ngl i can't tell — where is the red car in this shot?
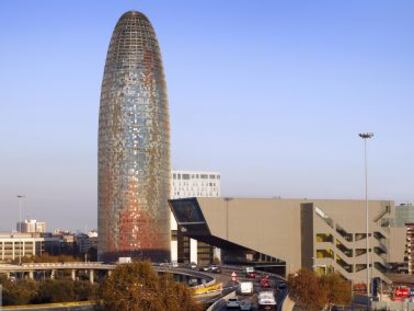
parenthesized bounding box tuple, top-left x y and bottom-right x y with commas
(260, 275, 271, 288)
(246, 271, 256, 279)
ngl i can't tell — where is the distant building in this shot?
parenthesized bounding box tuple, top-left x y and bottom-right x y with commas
(76, 230, 98, 255)
(0, 232, 44, 262)
(394, 203, 414, 226)
(171, 170, 221, 265)
(390, 204, 414, 274)
(17, 219, 46, 233)
(172, 171, 221, 198)
(43, 230, 76, 256)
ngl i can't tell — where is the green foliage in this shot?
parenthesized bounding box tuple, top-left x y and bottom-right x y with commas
(0, 278, 96, 306)
(35, 279, 75, 303)
(1, 279, 37, 305)
(98, 261, 201, 311)
(74, 280, 97, 301)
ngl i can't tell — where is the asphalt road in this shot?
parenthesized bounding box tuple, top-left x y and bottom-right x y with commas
(212, 273, 288, 311)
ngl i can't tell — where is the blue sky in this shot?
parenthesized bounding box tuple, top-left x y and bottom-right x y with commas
(0, 1, 413, 231)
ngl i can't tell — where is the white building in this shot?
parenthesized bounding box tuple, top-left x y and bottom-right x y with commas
(0, 232, 44, 262)
(17, 219, 47, 234)
(172, 171, 221, 198)
(170, 170, 221, 264)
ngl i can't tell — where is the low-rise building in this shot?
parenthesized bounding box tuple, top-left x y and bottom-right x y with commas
(0, 232, 44, 262)
(170, 197, 405, 285)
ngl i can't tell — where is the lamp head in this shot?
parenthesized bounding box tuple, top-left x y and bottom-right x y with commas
(359, 132, 374, 139)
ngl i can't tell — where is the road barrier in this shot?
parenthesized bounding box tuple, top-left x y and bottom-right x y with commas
(0, 300, 94, 310)
(193, 282, 223, 295)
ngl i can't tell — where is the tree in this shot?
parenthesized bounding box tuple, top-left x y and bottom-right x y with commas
(35, 279, 75, 303)
(98, 261, 201, 311)
(321, 273, 352, 309)
(1, 279, 37, 305)
(288, 268, 328, 311)
(158, 274, 201, 311)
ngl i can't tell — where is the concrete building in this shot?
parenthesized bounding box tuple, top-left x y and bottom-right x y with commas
(98, 11, 171, 262)
(171, 171, 221, 265)
(170, 197, 405, 285)
(388, 204, 414, 274)
(0, 232, 44, 262)
(16, 219, 46, 233)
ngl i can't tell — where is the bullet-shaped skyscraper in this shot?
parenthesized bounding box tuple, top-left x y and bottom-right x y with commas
(98, 11, 170, 262)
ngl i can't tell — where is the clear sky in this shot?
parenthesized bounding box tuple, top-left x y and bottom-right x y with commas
(0, 0, 413, 231)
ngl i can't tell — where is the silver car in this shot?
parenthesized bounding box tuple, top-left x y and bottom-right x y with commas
(226, 298, 240, 309)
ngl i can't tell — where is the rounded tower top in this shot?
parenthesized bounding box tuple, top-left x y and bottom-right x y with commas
(119, 10, 150, 22)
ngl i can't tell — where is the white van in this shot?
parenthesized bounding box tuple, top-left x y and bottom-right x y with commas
(258, 291, 276, 310)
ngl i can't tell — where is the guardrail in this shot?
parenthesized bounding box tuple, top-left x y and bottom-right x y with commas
(206, 287, 237, 311)
(0, 300, 94, 310)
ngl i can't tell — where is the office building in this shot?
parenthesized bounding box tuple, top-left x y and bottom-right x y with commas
(98, 11, 171, 262)
(17, 219, 46, 233)
(76, 230, 99, 255)
(170, 171, 221, 265)
(0, 232, 44, 262)
(170, 197, 405, 285)
(172, 171, 221, 198)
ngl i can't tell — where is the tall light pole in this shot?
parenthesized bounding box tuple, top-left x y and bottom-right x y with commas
(16, 195, 25, 265)
(359, 132, 374, 309)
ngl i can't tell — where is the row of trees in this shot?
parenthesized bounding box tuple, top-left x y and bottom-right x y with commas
(288, 269, 352, 311)
(97, 261, 202, 311)
(0, 261, 201, 311)
(0, 276, 96, 305)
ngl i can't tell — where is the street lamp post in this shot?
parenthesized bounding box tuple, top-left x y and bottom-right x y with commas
(16, 195, 25, 265)
(358, 132, 374, 310)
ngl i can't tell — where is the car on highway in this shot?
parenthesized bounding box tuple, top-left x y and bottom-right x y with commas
(209, 265, 222, 273)
(240, 299, 253, 310)
(239, 281, 254, 295)
(199, 265, 210, 272)
(258, 290, 276, 310)
(226, 297, 241, 309)
(260, 275, 271, 288)
(244, 266, 256, 278)
(277, 282, 287, 290)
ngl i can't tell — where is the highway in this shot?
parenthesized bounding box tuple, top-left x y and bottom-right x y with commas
(209, 267, 288, 311)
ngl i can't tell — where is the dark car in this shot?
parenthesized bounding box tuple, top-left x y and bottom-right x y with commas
(277, 282, 287, 290)
(199, 266, 210, 272)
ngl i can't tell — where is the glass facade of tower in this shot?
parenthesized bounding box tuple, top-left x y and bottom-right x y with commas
(98, 11, 170, 262)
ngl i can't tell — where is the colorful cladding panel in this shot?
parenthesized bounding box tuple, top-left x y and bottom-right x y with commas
(98, 11, 170, 261)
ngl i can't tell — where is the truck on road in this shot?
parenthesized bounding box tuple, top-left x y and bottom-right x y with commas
(239, 281, 254, 295)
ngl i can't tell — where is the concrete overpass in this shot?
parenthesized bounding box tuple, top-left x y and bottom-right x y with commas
(0, 262, 214, 286)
